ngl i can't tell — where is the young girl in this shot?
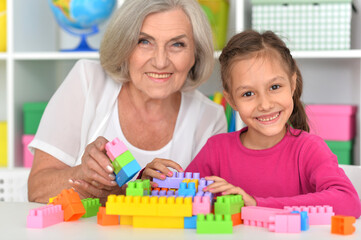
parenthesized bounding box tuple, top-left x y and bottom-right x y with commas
(184, 30, 361, 217)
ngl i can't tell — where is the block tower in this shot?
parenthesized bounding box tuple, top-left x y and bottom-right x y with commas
(105, 138, 141, 187)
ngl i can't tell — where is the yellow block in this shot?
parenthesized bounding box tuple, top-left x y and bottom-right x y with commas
(0, 0, 6, 52)
(119, 215, 133, 225)
(0, 122, 7, 167)
(106, 195, 192, 217)
(133, 216, 184, 229)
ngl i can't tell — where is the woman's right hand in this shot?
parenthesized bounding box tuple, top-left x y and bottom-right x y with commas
(141, 158, 184, 187)
(71, 136, 118, 192)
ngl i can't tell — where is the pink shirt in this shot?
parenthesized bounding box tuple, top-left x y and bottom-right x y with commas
(186, 127, 361, 218)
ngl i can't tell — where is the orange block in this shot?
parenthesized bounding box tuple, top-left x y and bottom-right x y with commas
(97, 207, 119, 226)
(231, 212, 242, 226)
(331, 215, 356, 235)
(53, 189, 85, 221)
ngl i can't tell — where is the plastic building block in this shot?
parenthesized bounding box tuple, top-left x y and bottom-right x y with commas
(120, 215, 133, 225)
(126, 179, 151, 196)
(291, 210, 309, 231)
(27, 204, 64, 228)
(178, 182, 196, 197)
(268, 213, 301, 233)
(106, 195, 192, 217)
(182, 178, 199, 191)
(115, 159, 141, 187)
(53, 188, 86, 221)
(284, 205, 334, 225)
(97, 207, 119, 226)
(153, 172, 200, 189)
(112, 150, 135, 175)
(197, 214, 233, 234)
(331, 215, 356, 235)
(81, 198, 101, 218)
(184, 216, 197, 229)
(151, 189, 177, 197)
(105, 137, 128, 161)
(48, 196, 57, 204)
(198, 178, 214, 191)
(231, 212, 242, 226)
(192, 196, 211, 215)
(241, 206, 289, 228)
(133, 216, 184, 228)
(214, 195, 244, 215)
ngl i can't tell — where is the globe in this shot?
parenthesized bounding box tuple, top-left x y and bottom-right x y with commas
(49, 0, 116, 51)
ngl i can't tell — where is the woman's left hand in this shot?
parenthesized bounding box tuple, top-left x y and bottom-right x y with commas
(203, 176, 257, 206)
(69, 179, 127, 205)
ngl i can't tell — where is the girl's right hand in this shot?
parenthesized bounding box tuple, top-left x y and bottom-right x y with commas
(72, 136, 118, 191)
(141, 158, 184, 187)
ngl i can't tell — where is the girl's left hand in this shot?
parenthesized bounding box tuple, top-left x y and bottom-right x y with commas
(203, 176, 257, 206)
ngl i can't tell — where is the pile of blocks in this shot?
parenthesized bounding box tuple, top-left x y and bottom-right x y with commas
(26, 138, 356, 235)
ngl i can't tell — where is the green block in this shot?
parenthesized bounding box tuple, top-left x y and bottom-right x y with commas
(126, 179, 151, 196)
(81, 198, 101, 218)
(197, 214, 233, 234)
(23, 102, 48, 134)
(325, 140, 353, 165)
(214, 195, 244, 215)
(112, 150, 135, 175)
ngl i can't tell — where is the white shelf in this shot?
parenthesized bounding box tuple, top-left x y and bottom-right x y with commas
(13, 52, 99, 60)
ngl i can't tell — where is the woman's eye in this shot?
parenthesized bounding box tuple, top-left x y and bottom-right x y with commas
(172, 42, 185, 47)
(243, 91, 254, 97)
(138, 39, 150, 45)
(270, 84, 280, 90)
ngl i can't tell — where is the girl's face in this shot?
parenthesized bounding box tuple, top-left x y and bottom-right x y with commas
(128, 8, 195, 100)
(225, 55, 296, 148)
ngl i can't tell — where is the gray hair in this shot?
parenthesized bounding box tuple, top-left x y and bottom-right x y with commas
(99, 0, 214, 91)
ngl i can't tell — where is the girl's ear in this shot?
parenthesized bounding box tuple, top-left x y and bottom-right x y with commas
(291, 72, 297, 95)
(223, 90, 237, 110)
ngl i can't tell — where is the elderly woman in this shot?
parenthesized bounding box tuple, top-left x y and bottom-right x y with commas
(27, 0, 227, 204)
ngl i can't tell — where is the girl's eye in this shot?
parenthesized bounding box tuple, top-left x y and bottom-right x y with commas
(172, 42, 185, 47)
(270, 84, 280, 90)
(242, 91, 254, 97)
(138, 39, 150, 45)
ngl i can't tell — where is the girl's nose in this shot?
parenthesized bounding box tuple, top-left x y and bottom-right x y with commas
(257, 94, 274, 111)
(152, 47, 169, 69)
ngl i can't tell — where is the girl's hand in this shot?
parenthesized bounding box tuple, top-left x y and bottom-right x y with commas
(69, 179, 127, 205)
(73, 136, 118, 190)
(141, 158, 184, 188)
(203, 176, 257, 206)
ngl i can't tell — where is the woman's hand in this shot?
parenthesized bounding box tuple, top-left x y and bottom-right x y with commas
(69, 179, 127, 205)
(203, 176, 257, 206)
(141, 158, 184, 187)
(70, 137, 118, 194)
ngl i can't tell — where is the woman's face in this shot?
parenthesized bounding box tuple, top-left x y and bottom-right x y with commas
(128, 9, 195, 99)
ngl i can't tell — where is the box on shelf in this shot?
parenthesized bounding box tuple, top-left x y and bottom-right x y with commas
(22, 135, 34, 168)
(305, 105, 357, 141)
(251, 0, 353, 50)
(0, 0, 6, 52)
(23, 102, 47, 135)
(198, 0, 229, 50)
(0, 122, 6, 167)
(325, 140, 353, 165)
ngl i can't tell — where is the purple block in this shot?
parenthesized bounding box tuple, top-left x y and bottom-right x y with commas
(198, 178, 214, 191)
(153, 171, 200, 189)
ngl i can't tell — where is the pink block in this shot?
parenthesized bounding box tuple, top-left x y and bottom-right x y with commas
(269, 213, 301, 233)
(105, 138, 128, 161)
(306, 105, 357, 141)
(22, 135, 34, 168)
(284, 205, 334, 225)
(241, 206, 290, 228)
(27, 204, 64, 228)
(192, 196, 211, 215)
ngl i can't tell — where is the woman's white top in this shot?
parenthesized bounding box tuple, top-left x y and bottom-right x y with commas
(29, 59, 227, 169)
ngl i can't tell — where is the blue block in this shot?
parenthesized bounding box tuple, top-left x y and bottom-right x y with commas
(178, 182, 196, 197)
(115, 160, 141, 187)
(184, 216, 197, 229)
(291, 210, 309, 231)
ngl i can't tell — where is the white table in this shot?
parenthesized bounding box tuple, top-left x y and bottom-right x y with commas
(0, 202, 360, 240)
